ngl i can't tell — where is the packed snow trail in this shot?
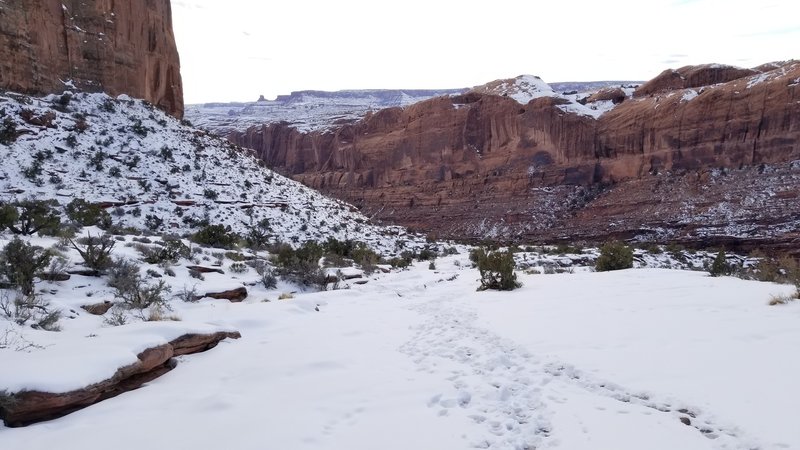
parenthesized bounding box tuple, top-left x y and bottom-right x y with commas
(389, 261, 767, 449)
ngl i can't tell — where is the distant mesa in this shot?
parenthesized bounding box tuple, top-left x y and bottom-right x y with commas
(257, 95, 268, 102)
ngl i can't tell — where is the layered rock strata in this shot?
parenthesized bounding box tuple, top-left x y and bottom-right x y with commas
(229, 62, 800, 250)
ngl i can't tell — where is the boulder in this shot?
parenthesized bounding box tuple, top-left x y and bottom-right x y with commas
(204, 287, 248, 302)
(187, 265, 225, 275)
(81, 301, 114, 316)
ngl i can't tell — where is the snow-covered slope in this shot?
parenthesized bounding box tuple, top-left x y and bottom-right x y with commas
(0, 90, 424, 254)
(185, 88, 466, 135)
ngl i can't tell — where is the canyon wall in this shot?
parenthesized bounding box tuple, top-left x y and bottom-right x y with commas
(0, 0, 183, 118)
(230, 62, 800, 248)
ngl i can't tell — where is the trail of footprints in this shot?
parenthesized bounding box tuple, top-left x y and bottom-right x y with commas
(399, 295, 763, 450)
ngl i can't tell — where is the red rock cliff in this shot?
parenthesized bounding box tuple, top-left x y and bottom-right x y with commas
(230, 63, 800, 248)
(0, 0, 183, 118)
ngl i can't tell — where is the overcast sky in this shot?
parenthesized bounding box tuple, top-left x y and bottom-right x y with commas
(172, 0, 799, 104)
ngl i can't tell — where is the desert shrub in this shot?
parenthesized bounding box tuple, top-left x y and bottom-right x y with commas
(429, 261, 436, 270)
(0, 291, 61, 331)
(107, 258, 141, 289)
(252, 260, 278, 289)
(638, 242, 662, 254)
(443, 247, 459, 256)
(188, 269, 204, 280)
(203, 189, 219, 200)
(103, 306, 128, 326)
(417, 247, 438, 261)
(70, 234, 116, 273)
(144, 214, 163, 231)
(65, 199, 112, 229)
(108, 258, 171, 314)
(191, 224, 239, 249)
(768, 293, 796, 306)
(595, 241, 634, 272)
(0, 237, 52, 295)
(246, 218, 273, 250)
(139, 239, 189, 264)
(471, 248, 521, 291)
(229, 262, 248, 274)
(388, 255, 412, 269)
(271, 242, 327, 289)
(0, 117, 19, 145)
(175, 284, 200, 303)
(0, 200, 61, 236)
(708, 250, 731, 277)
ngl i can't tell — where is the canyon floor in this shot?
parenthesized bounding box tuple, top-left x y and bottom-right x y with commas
(2, 250, 797, 450)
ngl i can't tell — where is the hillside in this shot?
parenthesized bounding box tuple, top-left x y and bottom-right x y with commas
(0, 90, 424, 254)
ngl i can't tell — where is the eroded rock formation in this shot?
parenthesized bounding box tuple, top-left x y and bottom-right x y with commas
(0, 331, 240, 427)
(229, 63, 800, 249)
(0, 0, 183, 117)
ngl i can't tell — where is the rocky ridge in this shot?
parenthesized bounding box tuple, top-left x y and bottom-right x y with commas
(228, 62, 800, 252)
(0, 0, 183, 118)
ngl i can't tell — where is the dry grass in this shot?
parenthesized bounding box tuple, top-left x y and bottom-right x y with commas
(768, 293, 797, 306)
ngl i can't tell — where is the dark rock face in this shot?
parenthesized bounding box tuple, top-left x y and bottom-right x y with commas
(0, 0, 183, 118)
(229, 62, 800, 250)
(204, 287, 248, 302)
(0, 331, 240, 427)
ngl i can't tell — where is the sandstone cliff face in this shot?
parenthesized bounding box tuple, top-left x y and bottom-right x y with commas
(0, 0, 183, 118)
(229, 63, 800, 248)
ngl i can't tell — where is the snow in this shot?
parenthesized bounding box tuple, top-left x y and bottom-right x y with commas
(2, 250, 798, 449)
(747, 72, 771, 88)
(0, 321, 235, 393)
(185, 89, 465, 135)
(681, 89, 699, 102)
(471, 75, 634, 119)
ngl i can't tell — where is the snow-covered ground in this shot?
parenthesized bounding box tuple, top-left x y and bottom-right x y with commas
(2, 249, 797, 450)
